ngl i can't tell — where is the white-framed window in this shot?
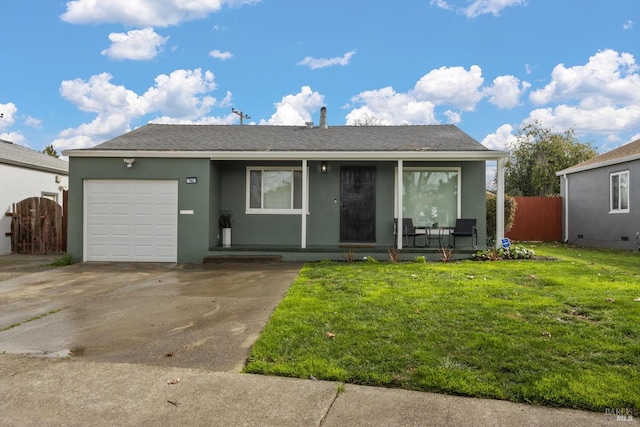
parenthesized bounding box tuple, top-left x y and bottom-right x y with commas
(610, 170, 629, 213)
(41, 192, 58, 203)
(246, 167, 307, 214)
(395, 167, 461, 227)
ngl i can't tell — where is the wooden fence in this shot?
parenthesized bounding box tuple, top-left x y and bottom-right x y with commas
(10, 195, 67, 254)
(505, 196, 562, 242)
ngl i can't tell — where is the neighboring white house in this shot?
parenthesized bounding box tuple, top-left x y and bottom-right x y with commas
(0, 139, 69, 255)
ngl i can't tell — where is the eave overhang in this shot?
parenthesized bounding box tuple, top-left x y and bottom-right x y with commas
(64, 149, 509, 162)
(0, 158, 69, 175)
(555, 152, 640, 176)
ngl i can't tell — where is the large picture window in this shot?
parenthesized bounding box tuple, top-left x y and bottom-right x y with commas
(398, 168, 460, 227)
(247, 167, 304, 214)
(610, 171, 629, 213)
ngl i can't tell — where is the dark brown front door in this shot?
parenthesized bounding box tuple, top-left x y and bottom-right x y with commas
(340, 166, 376, 243)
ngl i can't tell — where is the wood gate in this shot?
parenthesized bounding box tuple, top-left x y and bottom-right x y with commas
(10, 196, 66, 254)
(505, 196, 562, 242)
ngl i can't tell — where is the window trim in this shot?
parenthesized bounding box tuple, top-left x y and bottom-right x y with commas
(245, 166, 308, 215)
(394, 166, 462, 223)
(41, 192, 58, 203)
(609, 170, 630, 214)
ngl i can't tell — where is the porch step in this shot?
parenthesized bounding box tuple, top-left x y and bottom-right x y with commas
(203, 255, 282, 264)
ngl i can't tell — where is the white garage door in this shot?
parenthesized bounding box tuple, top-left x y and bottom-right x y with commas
(84, 180, 178, 262)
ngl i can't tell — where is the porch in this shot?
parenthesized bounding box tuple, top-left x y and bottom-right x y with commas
(205, 244, 479, 263)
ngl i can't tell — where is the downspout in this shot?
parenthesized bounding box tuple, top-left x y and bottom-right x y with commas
(397, 160, 403, 250)
(301, 159, 308, 249)
(562, 174, 569, 242)
(496, 158, 506, 247)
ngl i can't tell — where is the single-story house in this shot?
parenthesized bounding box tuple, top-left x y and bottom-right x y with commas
(64, 111, 509, 263)
(556, 137, 640, 250)
(0, 139, 69, 255)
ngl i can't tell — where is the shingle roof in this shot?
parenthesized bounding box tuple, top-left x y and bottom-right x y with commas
(557, 138, 640, 175)
(0, 139, 69, 174)
(84, 124, 491, 153)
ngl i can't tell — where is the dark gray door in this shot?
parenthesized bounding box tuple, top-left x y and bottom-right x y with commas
(340, 167, 376, 243)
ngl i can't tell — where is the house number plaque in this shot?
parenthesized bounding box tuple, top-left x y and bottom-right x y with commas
(186, 177, 197, 184)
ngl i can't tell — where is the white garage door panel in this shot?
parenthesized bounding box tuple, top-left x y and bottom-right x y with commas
(85, 180, 178, 262)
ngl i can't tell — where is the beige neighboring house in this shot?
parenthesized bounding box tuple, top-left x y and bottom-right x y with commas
(0, 139, 69, 255)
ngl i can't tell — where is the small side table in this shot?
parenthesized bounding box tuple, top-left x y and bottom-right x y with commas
(426, 226, 452, 248)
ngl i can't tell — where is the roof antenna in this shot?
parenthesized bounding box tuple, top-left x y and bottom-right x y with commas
(231, 108, 250, 125)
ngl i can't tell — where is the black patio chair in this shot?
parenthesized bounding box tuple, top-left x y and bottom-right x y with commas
(394, 218, 426, 247)
(449, 218, 478, 249)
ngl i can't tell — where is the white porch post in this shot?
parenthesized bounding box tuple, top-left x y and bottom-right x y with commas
(496, 158, 506, 247)
(397, 160, 403, 250)
(301, 159, 308, 249)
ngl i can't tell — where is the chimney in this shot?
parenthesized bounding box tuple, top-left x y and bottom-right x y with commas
(319, 106, 328, 129)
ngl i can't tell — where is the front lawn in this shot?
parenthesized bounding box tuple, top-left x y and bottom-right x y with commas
(244, 244, 640, 413)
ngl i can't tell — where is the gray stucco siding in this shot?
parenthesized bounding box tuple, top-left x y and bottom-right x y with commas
(68, 157, 212, 263)
(561, 160, 639, 250)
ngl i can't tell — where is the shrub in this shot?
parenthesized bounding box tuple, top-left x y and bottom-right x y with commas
(50, 253, 75, 266)
(473, 245, 535, 260)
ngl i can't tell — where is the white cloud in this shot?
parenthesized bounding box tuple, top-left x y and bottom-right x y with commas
(261, 86, 325, 125)
(297, 50, 356, 70)
(463, 0, 526, 18)
(484, 75, 530, 109)
(346, 87, 438, 125)
(344, 65, 524, 125)
(481, 124, 515, 150)
(209, 50, 234, 61)
(24, 117, 43, 129)
(430, 0, 454, 11)
(412, 65, 484, 111)
(0, 103, 17, 130)
(101, 28, 168, 60)
(0, 131, 27, 146)
(430, 0, 526, 18)
(0, 104, 32, 147)
(444, 110, 462, 124)
(623, 20, 634, 30)
(530, 49, 640, 105)
(55, 68, 221, 151)
(59, 73, 148, 116)
(143, 69, 217, 118)
(524, 49, 640, 137)
(527, 104, 640, 134)
(61, 0, 260, 27)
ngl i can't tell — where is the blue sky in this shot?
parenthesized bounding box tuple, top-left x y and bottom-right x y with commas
(1, 0, 639, 164)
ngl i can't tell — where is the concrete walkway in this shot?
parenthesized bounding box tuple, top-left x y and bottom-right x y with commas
(1, 354, 630, 427)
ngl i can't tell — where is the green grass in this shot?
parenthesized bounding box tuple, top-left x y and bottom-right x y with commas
(49, 253, 75, 267)
(244, 243, 640, 412)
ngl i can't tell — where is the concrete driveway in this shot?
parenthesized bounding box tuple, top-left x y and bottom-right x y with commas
(0, 258, 302, 372)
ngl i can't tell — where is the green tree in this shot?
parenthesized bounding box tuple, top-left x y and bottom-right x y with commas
(504, 122, 597, 196)
(42, 144, 59, 158)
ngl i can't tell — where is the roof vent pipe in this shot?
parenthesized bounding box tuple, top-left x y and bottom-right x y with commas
(319, 106, 328, 129)
(305, 121, 314, 129)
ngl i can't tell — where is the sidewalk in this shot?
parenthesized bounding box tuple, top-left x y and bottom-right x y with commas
(1, 354, 631, 427)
